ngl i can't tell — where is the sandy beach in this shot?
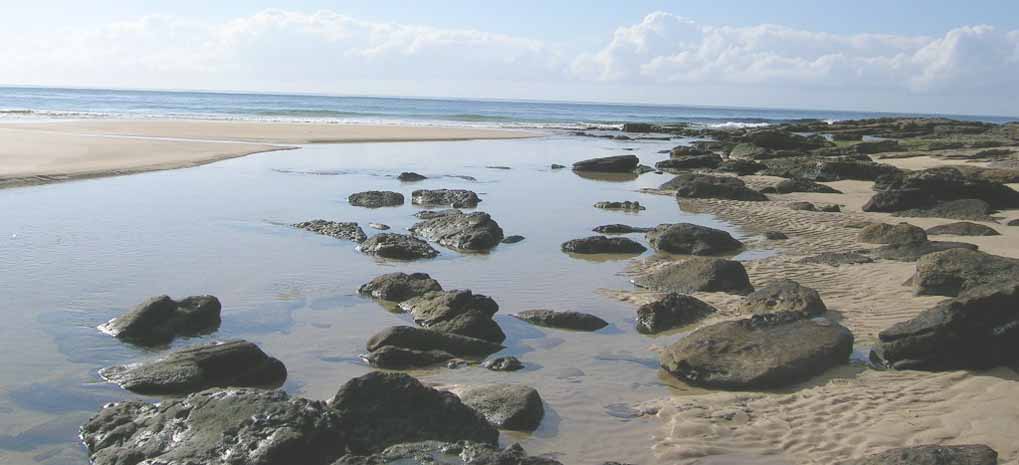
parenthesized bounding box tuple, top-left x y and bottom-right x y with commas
(0, 120, 535, 188)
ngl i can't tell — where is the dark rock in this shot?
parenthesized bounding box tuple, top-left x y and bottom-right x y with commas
(660, 313, 853, 389)
(925, 222, 1000, 236)
(635, 293, 717, 334)
(871, 167, 1019, 210)
(98, 295, 221, 346)
(414, 209, 463, 219)
(634, 164, 655, 174)
(295, 220, 368, 242)
(645, 223, 743, 255)
(410, 211, 504, 251)
(762, 156, 900, 181)
(818, 204, 841, 212)
(366, 326, 503, 358)
(333, 441, 562, 465)
(98, 340, 287, 395)
(717, 159, 766, 175)
(787, 201, 816, 211)
(862, 188, 934, 212)
(851, 139, 902, 154)
(513, 309, 609, 331)
(593, 201, 645, 211)
(501, 235, 526, 244)
(661, 173, 768, 201)
(870, 241, 977, 262)
(349, 191, 405, 208)
(739, 279, 827, 318)
(1008, 219, 1019, 226)
(362, 346, 455, 369)
(858, 222, 927, 244)
(411, 189, 481, 208)
(797, 252, 874, 266)
(764, 231, 788, 240)
(892, 198, 995, 221)
(453, 384, 544, 431)
(550, 164, 565, 169)
(670, 145, 713, 157)
(911, 249, 1019, 297)
(728, 143, 771, 160)
(764, 178, 842, 194)
(486, 166, 511, 170)
(632, 258, 754, 295)
(593, 224, 653, 234)
(655, 154, 722, 172)
(572, 155, 640, 173)
(358, 233, 439, 260)
(622, 123, 659, 133)
(398, 172, 427, 182)
(358, 272, 443, 302)
(482, 356, 523, 372)
(368, 223, 390, 231)
(400, 290, 505, 343)
(743, 130, 830, 151)
(561, 236, 647, 254)
(836, 444, 998, 465)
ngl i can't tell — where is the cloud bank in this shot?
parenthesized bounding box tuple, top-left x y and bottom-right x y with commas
(1, 10, 1017, 114)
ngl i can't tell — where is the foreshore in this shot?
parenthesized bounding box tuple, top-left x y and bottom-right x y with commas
(0, 120, 537, 189)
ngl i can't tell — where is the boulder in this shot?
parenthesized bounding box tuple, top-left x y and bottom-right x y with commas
(594, 200, 645, 211)
(728, 143, 771, 160)
(334, 441, 563, 465)
(411, 189, 481, 208)
(358, 272, 443, 302)
(670, 145, 713, 157)
(349, 191, 405, 208)
(857, 222, 927, 244)
(366, 326, 503, 358)
(655, 154, 722, 172)
(482, 356, 524, 372)
(561, 236, 647, 254)
(98, 295, 221, 346)
(512, 309, 609, 331)
(762, 156, 900, 181)
(414, 209, 463, 219)
(452, 384, 544, 431)
(660, 173, 768, 201)
(593, 224, 653, 234)
(925, 222, 1000, 236)
(862, 189, 933, 212)
(635, 293, 717, 334)
(645, 223, 743, 255)
(358, 233, 439, 260)
(550, 164, 566, 169)
(400, 290, 505, 343)
(739, 279, 827, 318)
(892, 198, 995, 221)
(870, 241, 977, 262)
(763, 178, 842, 194)
(660, 313, 854, 389)
(398, 172, 427, 182)
(369, 223, 390, 231)
(362, 346, 456, 369)
(410, 211, 504, 251)
(871, 167, 1019, 210)
(716, 159, 766, 175)
(911, 249, 1019, 297)
(744, 130, 830, 151)
(798, 252, 874, 266)
(98, 340, 287, 395)
(294, 220, 368, 242)
(572, 155, 640, 173)
(632, 258, 754, 295)
(836, 444, 998, 465)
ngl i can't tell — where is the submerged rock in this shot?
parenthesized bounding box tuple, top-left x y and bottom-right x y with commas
(501, 235, 526, 244)
(836, 444, 998, 465)
(348, 191, 405, 208)
(633, 258, 754, 295)
(513, 309, 609, 331)
(561, 236, 647, 254)
(411, 189, 481, 208)
(925, 221, 1000, 236)
(358, 272, 443, 302)
(739, 279, 827, 318)
(401, 290, 505, 343)
(366, 326, 503, 358)
(410, 211, 504, 251)
(482, 356, 524, 372)
(857, 222, 927, 245)
(98, 295, 221, 346)
(635, 293, 717, 334)
(911, 249, 1019, 297)
(572, 155, 640, 173)
(645, 223, 743, 255)
(98, 340, 287, 395)
(361, 346, 455, 369)
(368, 223, 391, 231)
(593, 224, 653, 234)
(398, 172, 427, 182)
(294, 220, 368, 242)
(661, 173, 768, 201)
(593, 200, 645, 211)
(358, 233, 440, 260)
(452, 384, 544, 431)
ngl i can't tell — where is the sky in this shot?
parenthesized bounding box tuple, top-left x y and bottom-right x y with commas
(1, 0, 1018, 116)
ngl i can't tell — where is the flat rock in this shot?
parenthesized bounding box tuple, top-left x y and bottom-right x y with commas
(400, 290, 505, 343)
(836, 444, 997, 465)
(787, 201, 816, 211)
(797, 252, 874, 266)
(911, 249, 1019, 297)
(572, 155, 640, 173)
(871, 166, 1019, 210)
(513, 309, 609, 331)
(870, 241, 977, 262)
(410, 211, 504, 251)
(857, 222, 927, 244)
(762, 156, 900, 181)
(661, 173, 768, 201)
(762, 177, 842, 194)
(98, 295, 221, 346)
(892, 198, 995, 221)
(645, 223, 743, 255)
(333, 441, 562, 465)
(411, 189, 481, 208)
(635, 293, 717, 334)
(925, 221, 1000, 236)
(358, 233, 440, 260)
(358, 272, 443, 302)
(501, 235, 526, 244)
(660, 313, 854, 389)
(361, 346, 455, 369)
(295, 220, 368, 242)
(349, 191, 405, 208)
(739, 279, 827, 318)
(716, 159, 766, 175)
(482, 356, 524, 371)
(98, 340, 287, 395)
(593, 224, 653, 234)
(452, 384, 544, 431)
(594, 201, 645, 211)
(655, 154, 722, 173)
(633, 258, 754, 295)
(366, 325, 503, 358)
(398, 172, 428, 182)
(368, 223, 390, 230)
(561, 236, 647, 254)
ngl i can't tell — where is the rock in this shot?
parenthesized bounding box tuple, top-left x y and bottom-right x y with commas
(501, 235, 526, 244)
(870, 241, 977, 262)
(366, 326, 503, 358)
(862, 188, 934, 212)
(414, 209, 463, 219)
(358, 233, 439, 260)
(764, 231, 788, 240)
(550, 164, 566, 169)
(655, 154, 722, 172)
(349, 191, 405, 208)
(660, 173, 768, 201)
(911, 249, 1019, 297)
(411, 189, 481, 208)
(561, 236, 647, 254)
(762, 156, 900, 181)
(765, 178, 842, 194)
(398, 172, 427, 182)
(368, 223, 391, 231)
(836, 444, 998, 465)
(744, 130, 830, 151)
(330, 372, 499, 453)
(871, 167, 1019, 210)
(788, 201, 816, 211)
(513, 309, 609, 331)
(858, 222, 928, 244)
(622, 123, 659, 132)
(453, 385, 544, 431)
(294, 220, 368, 242)
(482, 356, 523, 371)
(410, 211, 504, 251)
(634, 164, 655, 174)
(797, 252, 874, 266)
(739, 279, 827, 318)
(925, 222, 1000, 236)
(892, 198, 995, 221)
(593, 224, 653, 234)
(361, 346, 455, 369)
(98, 295, 221, 346)
(82, 388, 347, 465)
(729, 143, 771, 160)
(670, 145, 713, 157)
(632, 258, 754, 295)
(1008, 219, 1019, 226)
(593, 201, 645, 211)
(486, 166, 511, 170)
(660, 313, 853, 389)
(400, 290, 505, 343)
(818, 204, 841, 212)
(334, 441, 563, 465)
(645, 223, 743, 255)
(635, 293, 717, 334)
(717, 159, 766, 175)
(358, 272, 443, 302)
(872, 283, 1019, 370)
(572, 155, 640, 173)
(850, 139, 903, 154)
(98, 340, 287, 395)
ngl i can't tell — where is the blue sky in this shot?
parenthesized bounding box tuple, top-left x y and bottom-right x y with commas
(2, 1, 1018, 115)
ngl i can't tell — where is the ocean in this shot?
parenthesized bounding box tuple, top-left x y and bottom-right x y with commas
(1, 86, 1015, 129)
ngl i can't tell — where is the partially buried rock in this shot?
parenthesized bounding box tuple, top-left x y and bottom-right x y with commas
(787, 201, 817, 211)
(594, 201, 645, 211)
(400, 290, 505, 343)
(645, 223, 743, 255)
(411, 189, 481, 208)
(349, 191, 405, 208)
(660, 313, 854, 389)
(334, 441, 562, 465)
(358, 233, 440, 260)
(893, 198, 995, 222)
(911, 248, 1019, 297)
(870, 240, 977, 262)
(358, 272, 443, 302)
(99, 295, 221, 346)
(661, 173, 768, 201)
(925, 221, 1000, 236)
(593, 224, 653, 234)
(513, 309, 609, 331)
(655, 154, 722, 173)
(572, 155, 639, 173)
(797, 252, 874, 266)
(635, 293, 717, 334)
(98, 340, 287, 395)
(410, 211, 504, 251)
(633, 258, 754, 295)
(398, 171, 427, 182)
(739, 279, 827, 318)
(764, 231, 788, 240)
(482, 356, 523, 371)
(762, 177, 842, 194)
(836, 444, 998, 465)
(501, 235, 526, 244)
(452, 384, 544, 431)
(366, 326, 503, 358)
(858, 222, 927, 244)
(561, 236, 647, 254)
(294, 220, 368, 242)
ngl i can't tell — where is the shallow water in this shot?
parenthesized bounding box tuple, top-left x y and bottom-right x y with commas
(0, 133, 758, 464)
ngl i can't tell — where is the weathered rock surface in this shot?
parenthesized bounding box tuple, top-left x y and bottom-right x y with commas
(787, 201, 817, 211)
(501, 235, 526, 244)
(762, 156, 900, 181)
(892, 198, 995, 221)
(513, 309, 609, 331)
(398, 172, 427, 182)
(333, 441, 563, 465)
(358, 272, 443, 302)
(561, 236, 647, 254)
(99, 295, 222, 346)
(414, 209, 463, 219)
(358, 233, 440, 260)
(295, 220, 368, 242)
(661, 173, 768, 201)
(453, 384, 544, 431)
(633, 258, 753, 295)
(870, 167, 1019, 211)
(857, 222, 927, 245)
(411, 189, 481, 208)
(911, 249, 1019, 297)
(660, 313, 854, 389)
(764, 231, 789, 240)
(482, 356, 524, 372)
(368, 223, 390, 231)
(739, 279, 827, 318)
(572, 155, 640, 173)
(349, 191, 405, 208)
(655, 154, 722, 172)
(366, 326, 503, 358)
(717, 159, 766, 175)
(410, 211, 504, 251)
(400, 290, 505, 343)
(836, 444, 998, 465)
(98, 340, 287, 395)
(645, 223, 743, 255)
(742, 130, 831, 151)
(762, 177, 842, 194)
(593, 200, 645, 211)
(870, 241, 977, 262)
(925, 222, 1000, 236)
(593, 224, 653, 234)
(635, 293, 717, 334)
(362, 346, 456, 369)
(797, 252, 874, 266)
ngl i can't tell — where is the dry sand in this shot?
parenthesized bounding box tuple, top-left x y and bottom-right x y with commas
(0, 120, 535, 188)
